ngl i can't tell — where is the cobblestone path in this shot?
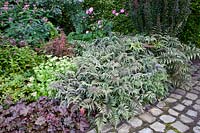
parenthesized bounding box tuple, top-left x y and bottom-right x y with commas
(88, 62, 200, 133)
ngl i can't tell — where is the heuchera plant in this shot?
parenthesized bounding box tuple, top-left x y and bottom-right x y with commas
(0, 97, 89, 132)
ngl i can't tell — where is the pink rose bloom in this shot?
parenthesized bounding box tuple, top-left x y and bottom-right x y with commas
(97, 20, 102, 25)
(115, 13, 119, 16)
(86, 9, 89, 14)
(120, 9, 125, 13)
(88, 7, 93, 13)
(112, 10, 116, 15)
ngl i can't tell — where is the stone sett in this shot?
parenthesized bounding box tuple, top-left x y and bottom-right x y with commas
(139, 113, 156, 123)
(168, 109, 179, 117)
(170, 94, 182, 100)
(150, 122, 166, 132)
(165, 98, 177, 103)
(182, 99, 193, 106)
(175, 89, 186, 95)
(186, 109, 198, 117)
(193, 126, 200, 133)
(196, 99, 200, 105)
(156, 101, 166, 109)
(167, 130, 176, 133)
(149, 107, 163, 116)
(118, 124, 131, 133)
(171, 121, 189, 132)
(173, 104, 185, 111)
(179, 114, 194, 124)
(128, 117, 143, 128)
(160, 115, 176, 123)
(193, 104, 200, 111)
(190, 89, 200, 94)
(138, 128, 153, 133)
(186, 93, 198, 100)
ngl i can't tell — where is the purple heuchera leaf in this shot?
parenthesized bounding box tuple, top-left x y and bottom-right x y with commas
(35, 116, 46, 126)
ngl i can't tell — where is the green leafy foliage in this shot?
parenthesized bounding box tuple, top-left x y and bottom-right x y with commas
(52, 36, 168, 129)
(179, 0, 200, 47)
(0, 1, 58, 46)
(129, 0, 191, 35)
(0, 44, 45, 75)
(29, 56, 77, 99)
(125, 34, 200, 88)
(0, 44, 46, 104)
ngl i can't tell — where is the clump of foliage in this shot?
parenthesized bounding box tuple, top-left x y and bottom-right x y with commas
(0, 1, 58, 46)
(123, 34, 200, 88)
(29, 56, 77, 99)
(39, 31, 74, 57)
(0, 44, 45, 76)
(52, 36, 168, 129)
(129, 0, 191, 35)
(0, 97, 89, 132)
(179, 0, 200, 47)
(0, 44, 46, 103)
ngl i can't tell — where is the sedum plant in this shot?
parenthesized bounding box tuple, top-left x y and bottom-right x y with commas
(52, 36, 168, 129)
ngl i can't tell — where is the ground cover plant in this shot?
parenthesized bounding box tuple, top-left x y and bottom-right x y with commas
(121, 34, 200, 88)
(0, 0, 200, 132)
(0, 97, 89, 132)
(52, 36, 169, 129)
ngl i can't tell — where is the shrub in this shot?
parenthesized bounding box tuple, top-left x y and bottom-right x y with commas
(52, 36, 168, 129)
(0, 44, 46, 103)
(129, 0, 191, 35)
(28, 56, 77, 99)
(123, 34, 200, 88)
(39, 31, 74, 57)
(0, 44, 45, 76)
(179, 0, 200, 47)
(0, 1, 58, 46)
(0, 97, 89, 132)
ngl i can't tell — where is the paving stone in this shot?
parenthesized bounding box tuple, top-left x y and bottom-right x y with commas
(150, 122, 165, 132)
(160, 115, 176, 123)
(175, 89, 186, 95)
(186, 109, 198, 117)
(179, 114, 194, 123)
(198, 121, 200, 126)
(196, 99, 200, 105)
(138, 128, 153, 133)
(186, 93, 198, 100)
(170, 94, 182, 100)
(166, 130, 176, 133)
(118, 124, 130, 133)
(149, 107, 163, 116)
(173, 104, 186, 111)
(165, 98, 177, 103)
(190, 89, 200, 94)
(193, 104, 200, 111)
(128, 117, 143, 128)
(156, 101, 166, 109)
(101, 124, 113, 133)
(171, 121, 189, 132)
(139, 113, 156, 123)
(168, 109, 179, 117)
(182, 99, 193, 106)
(193, 126, 200, 133)
(194, 86, 200, 91)
(87, 129, 96, 133)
